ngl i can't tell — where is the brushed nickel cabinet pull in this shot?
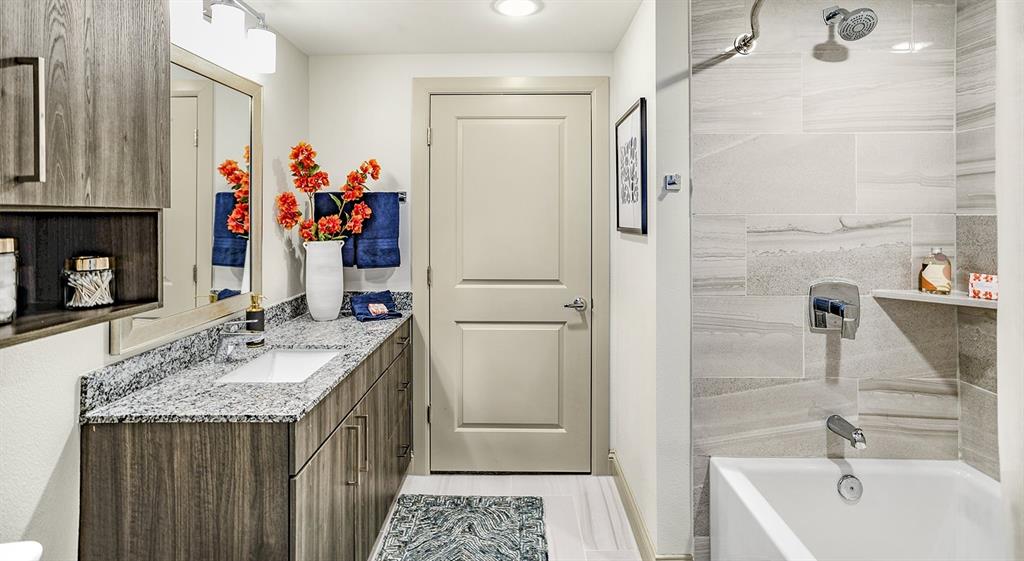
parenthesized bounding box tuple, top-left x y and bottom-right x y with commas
(344, 425, 360, 485)
(355, 414, 369, 472)
(11, 57, 46, 183)
(397, 444, 411, 458)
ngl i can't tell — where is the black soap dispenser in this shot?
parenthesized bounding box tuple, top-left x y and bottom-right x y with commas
(245, 293, 265, 347)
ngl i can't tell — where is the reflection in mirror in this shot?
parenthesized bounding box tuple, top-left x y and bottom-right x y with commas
(150, 63, 253, 319)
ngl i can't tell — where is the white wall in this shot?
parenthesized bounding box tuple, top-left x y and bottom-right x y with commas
(0, 35, 309, 561)
(609, 0, 659, 545)
(654, 0, 691, 553)
(308, 52, 613, 292)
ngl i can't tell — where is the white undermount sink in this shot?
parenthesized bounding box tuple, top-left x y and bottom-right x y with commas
(217, 349, 340, 384)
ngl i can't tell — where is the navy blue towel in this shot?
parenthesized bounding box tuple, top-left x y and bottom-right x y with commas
(213, 192, 248, 267)
(314, 192, 355, 267)
(355, 191, 400, 269)
(351, 290, 402, 322)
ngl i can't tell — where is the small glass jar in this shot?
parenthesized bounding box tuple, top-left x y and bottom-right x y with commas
(62, 256, 116, 309)
(0, 238, 17, 325)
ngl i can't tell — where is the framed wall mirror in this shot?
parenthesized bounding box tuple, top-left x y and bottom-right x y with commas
(110, 45, 263, 355)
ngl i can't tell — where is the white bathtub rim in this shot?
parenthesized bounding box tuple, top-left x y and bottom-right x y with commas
(711, 457, 817, 561)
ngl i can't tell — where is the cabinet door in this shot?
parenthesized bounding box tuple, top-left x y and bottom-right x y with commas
(86, 0, 169, 208)
(0, 0, 87, 206)
(292, 416, 359, 561)
(0, 0, 168, 208)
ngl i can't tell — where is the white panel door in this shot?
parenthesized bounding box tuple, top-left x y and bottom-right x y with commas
(161, 96, 200, 318)
(429, 94, 592, 472)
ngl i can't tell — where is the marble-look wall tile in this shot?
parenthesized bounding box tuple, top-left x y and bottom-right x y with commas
(804, 298, 958, 379)
(956, 0, 996, 51)
(913, 0, 956, 49)
(956, 36, 996, 131)
(693, 296, 804, 378)
(956, 127, 996, 214)
(852, 378, 959, 459)
(856, 133, 955, 213)
(747, 215, 911, 294)
(960, 381, 999, 480)
(912, 215, 956, 283)
(692, 54, 802, 133)
(692, 377, 858, 458)
(955, 215, 998, 291)
(692, 215, 746, 295)
(803, 50, 955, 132)
(693, 135, 856, 214)
(958, 307, 997, 393)
(692, 0, 912, 56)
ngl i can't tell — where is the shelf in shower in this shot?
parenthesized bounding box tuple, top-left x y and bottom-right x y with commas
(870, 290, 998, 310)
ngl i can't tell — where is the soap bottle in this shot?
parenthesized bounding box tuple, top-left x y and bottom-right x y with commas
(919, 247, 952, 295)
(245, 293, 265, 347)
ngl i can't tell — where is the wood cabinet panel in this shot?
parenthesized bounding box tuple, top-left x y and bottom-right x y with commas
(292, 417, 359, 561)
(0, 0, 168, 208)
(80, 423, 290, 561)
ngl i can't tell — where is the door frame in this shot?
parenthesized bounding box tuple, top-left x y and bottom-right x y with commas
(410, 76, 611, 475)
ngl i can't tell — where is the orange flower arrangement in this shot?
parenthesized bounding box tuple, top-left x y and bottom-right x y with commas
(275, 141, 380, 242)
(217, 145, 251, 237)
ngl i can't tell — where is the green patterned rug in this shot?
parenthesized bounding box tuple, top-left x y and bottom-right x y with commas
(375, 494, 548, 561)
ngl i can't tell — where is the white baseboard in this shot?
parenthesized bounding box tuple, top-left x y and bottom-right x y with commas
(608, 450, 693, 561)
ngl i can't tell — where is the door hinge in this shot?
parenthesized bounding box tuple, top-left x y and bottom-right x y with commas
(426, 405, 431, 424)
(192, 264, 198, 285)
(426, 127, 432, 146)
(426, 265, 432, 288)
(193, 128, 199, 147)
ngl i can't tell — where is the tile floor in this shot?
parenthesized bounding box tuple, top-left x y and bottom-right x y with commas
(372, 475, 641, 561)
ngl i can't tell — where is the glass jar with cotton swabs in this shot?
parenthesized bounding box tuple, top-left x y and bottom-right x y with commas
(62, 256, 116, 310)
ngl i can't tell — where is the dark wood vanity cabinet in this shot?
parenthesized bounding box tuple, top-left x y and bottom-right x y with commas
(292, 343, 413, 561)
(0, 0, 170, 208)
(80, 320, 415, 561)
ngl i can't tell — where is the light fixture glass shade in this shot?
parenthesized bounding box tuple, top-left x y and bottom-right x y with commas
(248, 27, 277, 74)
(211, 2, 246, 43)
(494, 0, 541, 17)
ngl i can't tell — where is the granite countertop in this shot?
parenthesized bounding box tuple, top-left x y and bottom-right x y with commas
(81, 313, 410, 424)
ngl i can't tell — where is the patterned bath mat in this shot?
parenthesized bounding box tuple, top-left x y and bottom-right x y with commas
(375, 494, 548, 561)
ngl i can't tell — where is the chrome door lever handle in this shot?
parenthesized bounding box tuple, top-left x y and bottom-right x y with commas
(564, 297, 587, 311)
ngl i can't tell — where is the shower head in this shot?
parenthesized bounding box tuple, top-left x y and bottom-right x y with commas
(823, 5, 878, 41)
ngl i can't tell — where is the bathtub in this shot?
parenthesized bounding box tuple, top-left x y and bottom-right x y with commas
(711, 457, 1011, 561)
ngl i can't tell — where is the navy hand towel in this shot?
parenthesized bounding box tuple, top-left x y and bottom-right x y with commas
(355, 191, 401, 269)
(313, 192, 355, 267)
(212, 192, 248, 267)
(351, 290, 402, 322)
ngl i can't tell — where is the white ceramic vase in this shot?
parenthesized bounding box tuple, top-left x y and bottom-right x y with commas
(303, 240, 345, 321)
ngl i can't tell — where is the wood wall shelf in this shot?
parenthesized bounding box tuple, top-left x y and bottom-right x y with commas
(0, 301, 160, 349)
(871, 289, 998, 310)
(0, 208, 162, 348)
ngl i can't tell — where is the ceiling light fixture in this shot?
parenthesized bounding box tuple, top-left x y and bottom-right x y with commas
(206, 0, 278, 74)
(493, 0, 542, 17)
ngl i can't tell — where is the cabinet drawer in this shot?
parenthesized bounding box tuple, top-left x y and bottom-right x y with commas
(290, 317, 412, 474)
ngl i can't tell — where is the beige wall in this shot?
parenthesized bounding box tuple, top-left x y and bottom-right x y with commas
(0, 35, 310, 560)
(308, 51, 613, 292)
(688, 1, 964, 558)
(609, 0, 659, 546)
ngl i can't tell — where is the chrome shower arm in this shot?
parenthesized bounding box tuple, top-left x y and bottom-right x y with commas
(735, 0, 769, 55)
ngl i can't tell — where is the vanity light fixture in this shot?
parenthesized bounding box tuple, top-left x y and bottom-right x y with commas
(206, 0, 278, 74)
(493, 0, 542, 17)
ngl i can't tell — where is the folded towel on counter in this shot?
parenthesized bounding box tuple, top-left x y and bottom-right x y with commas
(213, 192, 248, 267)
(351, 290, 402, 322)
(354, 191, 401, 269)
(314, 192, 355, 267)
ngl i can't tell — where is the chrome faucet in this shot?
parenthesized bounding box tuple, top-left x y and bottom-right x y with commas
(809, 280, 860, 340)
(827, 415, 867, 450)
(214, 319, 263, 363)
